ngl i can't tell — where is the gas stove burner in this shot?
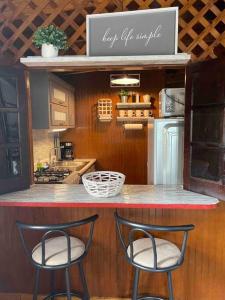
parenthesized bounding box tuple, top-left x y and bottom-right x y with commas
(34, 168, 72, 184)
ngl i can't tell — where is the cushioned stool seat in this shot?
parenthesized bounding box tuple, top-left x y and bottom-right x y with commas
(17, 215, 98, 300)
(32, 236, 85, 266)
(127, 238, 181, 268)
(115, 212, 194, 300)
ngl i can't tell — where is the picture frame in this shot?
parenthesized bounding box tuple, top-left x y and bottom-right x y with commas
(86, 7, 178, 56)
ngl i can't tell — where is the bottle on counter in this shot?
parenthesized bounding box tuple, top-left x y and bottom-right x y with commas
(36, 159, 43, 172)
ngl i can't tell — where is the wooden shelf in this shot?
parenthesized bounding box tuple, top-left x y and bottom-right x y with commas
(20, 54, 191, 70)
(116, 102, 152, 109)
(117, 117, 152, 122)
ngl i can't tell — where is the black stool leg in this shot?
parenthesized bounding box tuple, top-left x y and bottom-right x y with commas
(78, 261, 90, 300)
(65, 267, 71, 300)
(50, 270, 55, 299)
(33, 268, 40, 300)
(132, 268, 140, 300)
(167, 272, 174, 300)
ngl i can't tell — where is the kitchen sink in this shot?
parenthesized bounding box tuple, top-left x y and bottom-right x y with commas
(53, 160, 89, 171)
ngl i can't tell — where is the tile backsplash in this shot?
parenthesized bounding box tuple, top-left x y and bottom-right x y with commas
(32, 129, 55, 169)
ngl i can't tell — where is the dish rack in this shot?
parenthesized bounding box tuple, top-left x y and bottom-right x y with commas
(97, 99, 112, 122)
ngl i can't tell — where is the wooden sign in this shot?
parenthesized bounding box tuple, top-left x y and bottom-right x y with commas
(86, 7, 178, 56)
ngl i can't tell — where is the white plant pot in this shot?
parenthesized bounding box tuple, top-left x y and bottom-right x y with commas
(41, 44, 58, 58)
(120, 95, 128, 103)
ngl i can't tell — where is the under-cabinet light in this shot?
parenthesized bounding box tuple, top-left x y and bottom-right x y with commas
(51, 128, 67, 132)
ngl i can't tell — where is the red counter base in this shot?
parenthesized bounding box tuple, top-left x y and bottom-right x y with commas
(0, 201, 217, 209)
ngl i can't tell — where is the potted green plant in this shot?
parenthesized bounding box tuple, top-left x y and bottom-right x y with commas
(119, 89, 129, 103)
(33, 24, 68, 58)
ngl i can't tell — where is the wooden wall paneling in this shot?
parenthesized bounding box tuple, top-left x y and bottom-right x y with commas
(0, 1, 225, 62)
(0, 294, 20, 300)
(0, 294, 127, 300)
(0, 204, 225, 299)
(60, 70, 165, 184)
(165, 69, 185, 88)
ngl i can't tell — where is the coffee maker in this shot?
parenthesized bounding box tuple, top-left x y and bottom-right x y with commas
(60, 142, 74, 160)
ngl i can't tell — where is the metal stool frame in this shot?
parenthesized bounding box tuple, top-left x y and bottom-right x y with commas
(16, 214, 98, 300)
(114, 212, 194, 300)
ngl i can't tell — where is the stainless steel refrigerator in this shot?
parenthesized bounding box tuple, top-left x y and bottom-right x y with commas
(147, 118, 184, 185)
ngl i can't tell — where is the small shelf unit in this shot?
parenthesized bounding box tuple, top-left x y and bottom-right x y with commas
(20, 54, 191, 69)
(116, 102, 152, 109)
(117, 117, 152, 122)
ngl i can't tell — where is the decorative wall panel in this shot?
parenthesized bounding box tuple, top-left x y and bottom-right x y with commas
(0, 0, 225, 62)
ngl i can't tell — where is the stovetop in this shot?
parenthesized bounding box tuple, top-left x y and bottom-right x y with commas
(34, 168, 72, 184)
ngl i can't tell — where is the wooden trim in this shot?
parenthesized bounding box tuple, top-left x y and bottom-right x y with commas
(20, 54, 191, 69)
(24, 69, 34, 185)
(0, 201, 217, 209)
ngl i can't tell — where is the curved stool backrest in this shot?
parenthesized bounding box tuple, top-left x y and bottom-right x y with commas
(114, 212, 194, 272)
(16, 214, 98, 269)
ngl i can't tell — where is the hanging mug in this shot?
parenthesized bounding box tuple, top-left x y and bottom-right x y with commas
(135, 110, 142, 117)
(128, 110, 133, 117)
(143, 94, 150, 103)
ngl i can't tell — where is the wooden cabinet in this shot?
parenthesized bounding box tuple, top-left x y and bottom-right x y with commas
(50, 78, 69, 107)
(0, 65, 30, 195)
(50, 103, 69, 126)
(29, 71, 75, 130)
(184, 58, 225, 200)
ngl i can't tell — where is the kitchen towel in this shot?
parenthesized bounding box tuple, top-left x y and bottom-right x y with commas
(123, 123, 143, 130)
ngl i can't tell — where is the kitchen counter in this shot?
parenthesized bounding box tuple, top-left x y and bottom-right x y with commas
(0, 184, 218, 209)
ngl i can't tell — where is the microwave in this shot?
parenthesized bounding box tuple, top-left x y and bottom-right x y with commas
(159, 88, 185, 117)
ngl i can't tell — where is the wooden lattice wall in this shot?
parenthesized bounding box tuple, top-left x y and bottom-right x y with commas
(0, 0, 225, 62)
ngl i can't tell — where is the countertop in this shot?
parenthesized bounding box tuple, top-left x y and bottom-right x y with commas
(0, 184, 219, 209)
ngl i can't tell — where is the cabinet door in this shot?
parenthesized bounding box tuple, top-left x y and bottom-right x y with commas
(50, 103, 68, 127)
(50, 80, 68, 106)
(183, 59, 225, 199)
(68, 90, 75, 127)
(0, 65, 30, 194)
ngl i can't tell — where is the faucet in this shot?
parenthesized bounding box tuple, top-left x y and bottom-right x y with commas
(49, 148, 57, 166)
(49, 134, 61, 165)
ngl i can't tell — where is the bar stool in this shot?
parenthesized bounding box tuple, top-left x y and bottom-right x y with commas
(114, 212, 194, 300)
(16, 214, 98, 300)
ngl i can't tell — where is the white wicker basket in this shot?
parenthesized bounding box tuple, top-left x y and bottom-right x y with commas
(82, 171, 125, 197)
